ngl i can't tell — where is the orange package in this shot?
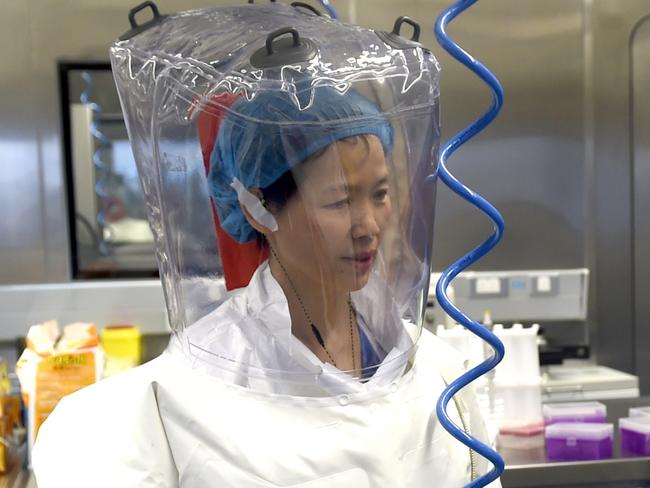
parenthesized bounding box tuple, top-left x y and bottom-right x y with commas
(16, 320, 103, 460)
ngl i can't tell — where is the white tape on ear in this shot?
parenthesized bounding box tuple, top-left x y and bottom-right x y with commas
(230, 178, 279, 232)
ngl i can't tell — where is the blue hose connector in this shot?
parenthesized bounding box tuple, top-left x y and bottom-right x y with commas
(433, 1, 506, 486)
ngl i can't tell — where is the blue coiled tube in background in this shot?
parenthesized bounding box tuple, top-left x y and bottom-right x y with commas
(316, 0, 337, 18)
(433, 0, 506, 486)
(80, 71, 113, 256)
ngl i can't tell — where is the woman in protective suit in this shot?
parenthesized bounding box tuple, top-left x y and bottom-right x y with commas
(32, 4, 501, 487)
(187, 85, 410, 388)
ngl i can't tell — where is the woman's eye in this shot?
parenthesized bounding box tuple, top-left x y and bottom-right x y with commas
(325, 199, 349, 209)
(374, 189, 389, 201)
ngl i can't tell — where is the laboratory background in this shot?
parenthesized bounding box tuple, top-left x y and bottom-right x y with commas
(1, 0, 649, 486)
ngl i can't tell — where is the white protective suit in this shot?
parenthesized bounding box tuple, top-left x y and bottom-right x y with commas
(33, 262, 501, 487)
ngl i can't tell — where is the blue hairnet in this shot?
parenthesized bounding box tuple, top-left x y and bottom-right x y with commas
(208, 86, 394, 243)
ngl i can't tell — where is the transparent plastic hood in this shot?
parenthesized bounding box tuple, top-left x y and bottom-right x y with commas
(111, 3, 440, 395)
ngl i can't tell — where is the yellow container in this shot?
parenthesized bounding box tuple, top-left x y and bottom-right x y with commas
(100, 325, 141, 376)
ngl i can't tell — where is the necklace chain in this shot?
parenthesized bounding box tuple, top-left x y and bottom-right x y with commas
(269, 246, 356, 371)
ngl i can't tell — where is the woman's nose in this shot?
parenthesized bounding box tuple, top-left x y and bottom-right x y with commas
(351, 202, 380, 239)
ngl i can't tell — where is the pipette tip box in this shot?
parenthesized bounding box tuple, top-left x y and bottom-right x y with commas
(620, 416, 650, 457)
(629, 406, 650, 418)
(542, 401, 606, 425)
(545, 422, 613, 461)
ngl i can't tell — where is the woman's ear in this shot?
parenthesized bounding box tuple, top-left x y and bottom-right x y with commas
(237, 186, 279, 235)
(241, 202, 272, 235)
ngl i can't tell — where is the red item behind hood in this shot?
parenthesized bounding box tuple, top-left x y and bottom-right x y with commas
(196, 94, 269, 291)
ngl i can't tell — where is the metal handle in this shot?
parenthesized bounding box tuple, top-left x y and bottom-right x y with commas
(392, 16, 421, 42)
(291, 2, 322, 16)
(128, 1, 161, 29)
(250, 26, 316, 68)
(265, 27, 301, 55)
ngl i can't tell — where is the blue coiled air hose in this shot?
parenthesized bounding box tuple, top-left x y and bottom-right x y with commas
(80, 71, 113, 256)
(433, 1, 506, 486)
(316, 0, 337, 18)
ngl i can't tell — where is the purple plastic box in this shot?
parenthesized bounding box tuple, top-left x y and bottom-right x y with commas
(620, 417, 650, 457)
(545, 422, 613, 461)
(543, 401, 607, 425)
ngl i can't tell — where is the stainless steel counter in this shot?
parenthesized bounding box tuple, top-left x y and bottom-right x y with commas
(504, 457, 650, 488)
(502, 397, 650, 487)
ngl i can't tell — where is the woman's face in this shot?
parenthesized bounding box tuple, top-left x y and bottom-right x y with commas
(268, 135, 392, 292)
